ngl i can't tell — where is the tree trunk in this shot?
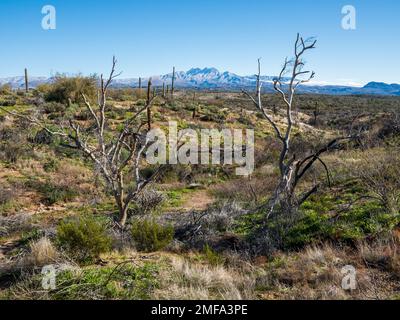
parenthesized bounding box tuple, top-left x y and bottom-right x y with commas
(114, 192, 128, 227)
(118, 206, 129, 227)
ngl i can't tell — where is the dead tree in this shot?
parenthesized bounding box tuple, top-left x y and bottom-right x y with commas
(244, 34, 356, 220)
(1, 57, 163, 227)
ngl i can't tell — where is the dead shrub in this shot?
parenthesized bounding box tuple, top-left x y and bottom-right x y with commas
(133, 190, 165, 215)
(0, 213, 33, 237)
(352, 149, 400, 215)
(212, 177, 275, 204)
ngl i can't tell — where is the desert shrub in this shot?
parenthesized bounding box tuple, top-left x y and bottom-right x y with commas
(0, 141, 26, 163)
(5, 262, 159, 300)
(42, 158, 59, 172)
(35, 83, 52, 95)
(133, 190, 165, 215)
(0, 98, 17, 107)
(237, 114, 254, 126)
(378, 113, 400, 138)
(54, 263, 158, 300)
(0, 185, 14, 206)
(359, 150, 400, 214)
(108, 88, 138, 101)
(201, 202, 245, 233)
(276, 197, 398, 250)
(247, 188, 399, 253)
(41, 101, 65, 114)
(131, 219, 174, 252)
(0, 84, 12, 95)
(56, 215, 112, 263)
(33, 128, 54, 145)
(170, 202, 246, 251)
(203, 244, 225, 266)
(212, 177, 275, 204)
(0, 126, 29, 163)
(44, 75, 97, 104)
(0, 213, 33, 237)
(199, 105, 227, 123)
(33, 180, 79, 205)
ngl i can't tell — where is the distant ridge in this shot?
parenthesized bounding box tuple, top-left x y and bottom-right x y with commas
(0, 68, 399, 96)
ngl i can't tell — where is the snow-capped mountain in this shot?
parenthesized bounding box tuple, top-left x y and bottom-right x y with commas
(158, 67, 256, 88)
(0, 68, 399, 96)
(0, 76, 50, 89)
(125, 67, 284, 90)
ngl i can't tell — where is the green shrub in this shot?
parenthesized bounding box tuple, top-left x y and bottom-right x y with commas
(203, 244, 225, 266)
(0, 84, 12, 95)
(131, 219, 174, 252)
(43, 159, 59, 172)
(41, 102, 66, 114)
(3, 262, 159, 300)
(282, 197, 399, 249)
(50, 263, 158, 300)
(44, 75, 97, 104)
(56, 215, 112, 263)
(0, 99, 17, 107)
(33, 129, 54, 145)
(36, 181, 78, 205)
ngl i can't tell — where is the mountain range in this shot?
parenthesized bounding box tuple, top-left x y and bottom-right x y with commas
(0, 68, 399, 96)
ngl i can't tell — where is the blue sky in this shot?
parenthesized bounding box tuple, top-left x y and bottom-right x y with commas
(0, 0, 399, 85)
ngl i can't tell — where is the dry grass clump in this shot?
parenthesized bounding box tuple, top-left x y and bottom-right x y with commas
(155, 256, 257, 300)
(26, 237, 59, 267)
(262, 242, 400, 300)
(358, 240, 400, 277)
(269, 245, 348, 299)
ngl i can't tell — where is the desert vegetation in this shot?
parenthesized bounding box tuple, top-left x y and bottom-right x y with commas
(0, 34, 400, 300)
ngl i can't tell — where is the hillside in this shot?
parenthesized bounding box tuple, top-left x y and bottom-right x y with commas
(1, 81, 400, 300)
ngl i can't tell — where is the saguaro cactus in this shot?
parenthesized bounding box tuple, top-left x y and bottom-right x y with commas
(171, 67, 175, 97)
(192, 91, 197, 119)
(162, 82, 166, 98)
(138, 77, 142, 97)
(147, 78, 152, 130)
(24, 68, 29, 93)
(313, 101, 319, 125)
